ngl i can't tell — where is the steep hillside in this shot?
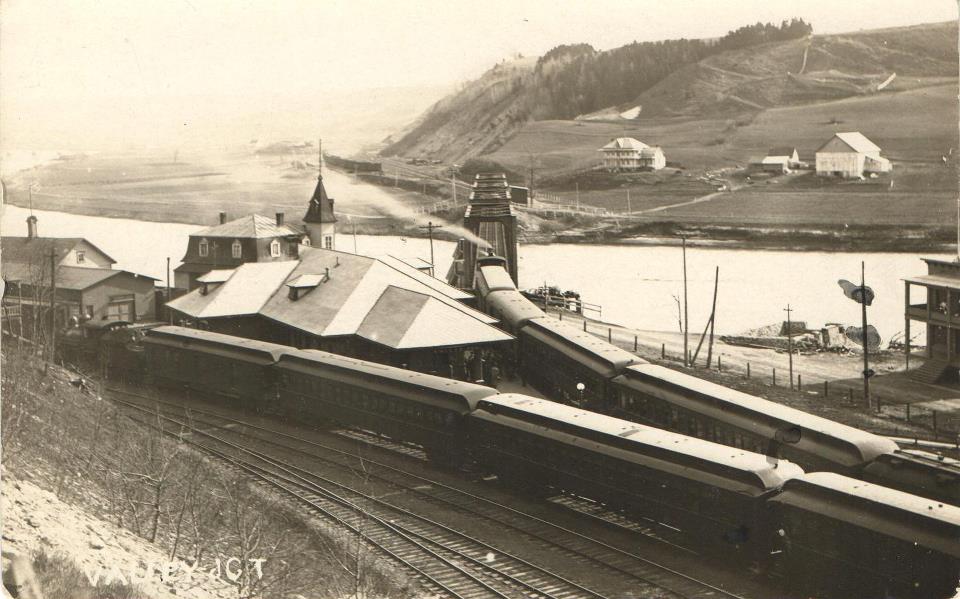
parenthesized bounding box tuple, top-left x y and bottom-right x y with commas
(383, 20, 956, 163)
(627, 21, 958, 118)
(380, 56, 538, 161)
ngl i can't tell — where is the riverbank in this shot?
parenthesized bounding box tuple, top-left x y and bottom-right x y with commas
(5, 151, 955, 253)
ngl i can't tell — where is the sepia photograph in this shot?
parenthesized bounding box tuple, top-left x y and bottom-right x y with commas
(1, 1, 959, 597)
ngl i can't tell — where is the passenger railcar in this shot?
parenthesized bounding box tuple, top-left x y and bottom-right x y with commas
(468, 394, 803, 561)
(767, 472, 960, 599)
(863, 449, 960, 507)
(519, 317, 641, 407)
(474, 264, 517, 311)
(143, 326, 287, 410)
(275, 349, 498, 464)
(612, 363, 898, 473)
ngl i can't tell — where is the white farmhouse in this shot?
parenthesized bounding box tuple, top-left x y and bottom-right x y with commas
(599, 137, 665, 171)
(815, 132, 891, 178)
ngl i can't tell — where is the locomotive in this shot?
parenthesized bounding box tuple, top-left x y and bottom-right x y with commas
(121, 326, 958, 598)
(473, 264, 960, 506)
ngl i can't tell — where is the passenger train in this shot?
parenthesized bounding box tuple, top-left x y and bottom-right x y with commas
(473, 261, 960, 507)
(114, 325, 959, 599)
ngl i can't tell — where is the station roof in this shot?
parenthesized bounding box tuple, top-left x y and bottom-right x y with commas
(169, 261, 297, 318)
(168, 246, 510, 350)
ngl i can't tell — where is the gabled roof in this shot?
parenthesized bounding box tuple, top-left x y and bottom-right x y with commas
(1, 236, 116, 269)
(818, 132, 881, 154)
(168, 261, 297, 318)
(169, 246, 509, 350)
(303, 176, 337, 224)
(193, 214, 304, 239)
(600, 137, 649, 151)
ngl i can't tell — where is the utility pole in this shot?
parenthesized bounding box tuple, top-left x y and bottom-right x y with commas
(861, 261, 870, 406)
(682, 237, 689, 367)
(451, 173, 457, 205)
(784, 304, 794, 390)
(705, 266, 719, 368)
(353, 221, 358, 254)
(166, 257, 172, 325)
(49, 249, 57, 363)
(576, 182, 580, 211)
(418, 221, 443, 278)
(626, 188, 631, 215)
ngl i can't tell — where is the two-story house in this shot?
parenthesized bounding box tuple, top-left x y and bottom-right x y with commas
(174, 212, 306, 290)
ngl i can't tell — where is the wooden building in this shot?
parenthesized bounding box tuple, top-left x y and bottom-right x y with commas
(598, 137, 665, 171)
(174, 212, 305, 290)
(2, 217, 157, 336)
(816, 132, 891, 178)
(904, 258, 960, 384)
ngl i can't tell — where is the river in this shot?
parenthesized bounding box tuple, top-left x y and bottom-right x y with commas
(2, 204, 949, 343)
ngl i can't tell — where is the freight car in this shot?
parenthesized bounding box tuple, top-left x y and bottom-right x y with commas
(469, 393, 803, 563)
(768, 472, 960, 599)
(275, 349, 497, 465)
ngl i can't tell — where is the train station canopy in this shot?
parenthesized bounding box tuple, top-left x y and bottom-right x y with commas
(167, 246, 511, 350)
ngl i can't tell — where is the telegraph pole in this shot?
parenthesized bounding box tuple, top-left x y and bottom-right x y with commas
(682, 237, 689, 367)
(49, 249, 57, 363)
(626, 188, 631, 215)
(784, 304, 794, 390)
(419, 221, 443, 278)
(861, 261, 871, 406)
(166, 257, 173, 325)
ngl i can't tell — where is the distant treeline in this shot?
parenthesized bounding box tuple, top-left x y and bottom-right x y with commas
(532, 18, 812, 119)
(324, 153, 383, 174)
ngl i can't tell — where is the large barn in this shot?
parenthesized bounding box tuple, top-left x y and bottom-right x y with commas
(815, 132, 891, 178)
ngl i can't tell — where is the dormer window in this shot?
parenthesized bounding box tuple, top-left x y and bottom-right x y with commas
(199, 239, 209, 257)
(270, 240, 281, 257)
(232, 240, 242, 259)
(76, 251, 85, 264)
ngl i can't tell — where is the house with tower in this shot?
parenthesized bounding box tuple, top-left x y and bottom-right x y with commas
(173, 147, 338, 290)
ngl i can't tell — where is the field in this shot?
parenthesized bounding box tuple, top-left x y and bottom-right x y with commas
(486, 82, 958, 229)
(3, 150, 445, 234)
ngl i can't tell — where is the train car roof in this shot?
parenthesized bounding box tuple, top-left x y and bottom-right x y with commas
(522, 318, 640, 376)
(616, 364, 897, 468)
(144, 326, 288, 364)
(771, 472, 960, 557)
(485, 289, 546, 329)
(477, 265, 517, 294)
(474, 393, 803, 495)
(277, 349, 498, 411)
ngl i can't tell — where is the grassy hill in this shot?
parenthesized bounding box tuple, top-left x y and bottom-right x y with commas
(383, 21, 957, 166)
(617, 21, 957, 119)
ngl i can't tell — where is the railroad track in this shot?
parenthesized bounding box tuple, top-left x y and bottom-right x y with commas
(109, 388, 763, 599)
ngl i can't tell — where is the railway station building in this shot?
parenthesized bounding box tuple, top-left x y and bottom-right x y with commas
(166, 245, 512, 377)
